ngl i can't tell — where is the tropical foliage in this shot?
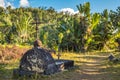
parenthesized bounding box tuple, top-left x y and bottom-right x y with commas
(0, 2, 120, 52)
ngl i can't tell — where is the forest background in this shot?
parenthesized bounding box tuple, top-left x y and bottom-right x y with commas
(0, 2, 120, 52)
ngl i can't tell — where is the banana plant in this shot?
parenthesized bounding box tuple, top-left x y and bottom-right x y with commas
(92, 9, 113, 50)
(86, 13, 101, 50)
(14, 13, 34, 44)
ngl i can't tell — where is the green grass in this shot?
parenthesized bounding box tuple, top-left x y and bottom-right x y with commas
(0, 60, 19, 80)
(0, 52, 120, 80)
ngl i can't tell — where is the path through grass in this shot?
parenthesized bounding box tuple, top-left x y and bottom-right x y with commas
(0, 52, 120, 80)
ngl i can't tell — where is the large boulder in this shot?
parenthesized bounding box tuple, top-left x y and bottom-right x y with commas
(19, 47, 58, 75)
(13, 40, 74, 76)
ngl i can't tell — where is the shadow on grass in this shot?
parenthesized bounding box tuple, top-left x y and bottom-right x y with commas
(73, 55, 107, 59)
(77, 61, 120, 80)
(1, 52, 120, 80)
(99, 62, 120, 80)
(0, 62, 81, 80)
(0, 63, 13, 80)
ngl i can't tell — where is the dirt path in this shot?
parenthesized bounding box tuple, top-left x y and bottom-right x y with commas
(78, 54, 108, 80)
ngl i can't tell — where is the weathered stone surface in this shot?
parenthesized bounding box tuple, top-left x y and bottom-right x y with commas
(19, 47, 58, 75)
(13, 40, 74, 76)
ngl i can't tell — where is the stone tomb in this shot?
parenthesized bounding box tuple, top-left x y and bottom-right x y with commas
(13, 47, 74, 76)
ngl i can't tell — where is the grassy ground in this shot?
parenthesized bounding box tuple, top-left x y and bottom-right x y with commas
(0, 51, 120, 80)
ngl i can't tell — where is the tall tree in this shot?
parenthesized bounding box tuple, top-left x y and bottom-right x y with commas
(76, 2, 90, 52)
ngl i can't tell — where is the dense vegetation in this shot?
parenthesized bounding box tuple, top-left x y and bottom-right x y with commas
(0, 2, 120, 52)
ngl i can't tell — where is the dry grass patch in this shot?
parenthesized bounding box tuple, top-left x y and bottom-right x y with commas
(0, 49, 120, 80)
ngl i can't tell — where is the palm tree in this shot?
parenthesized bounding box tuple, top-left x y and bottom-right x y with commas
(76, 2, 90, 52)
